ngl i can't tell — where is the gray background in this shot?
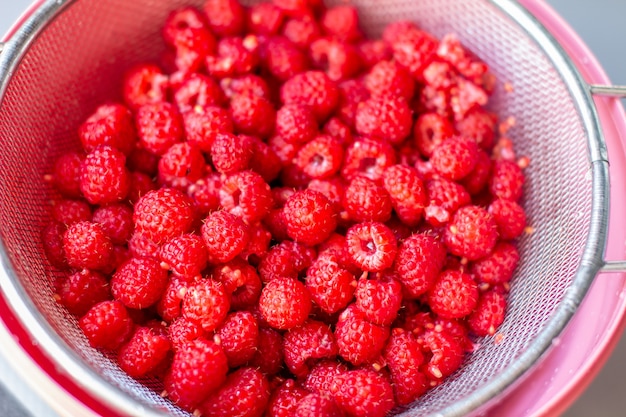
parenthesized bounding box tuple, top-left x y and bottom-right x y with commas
(1, 0, 626, 415)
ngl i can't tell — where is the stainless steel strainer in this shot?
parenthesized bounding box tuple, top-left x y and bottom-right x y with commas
(2, 0, 626, 416)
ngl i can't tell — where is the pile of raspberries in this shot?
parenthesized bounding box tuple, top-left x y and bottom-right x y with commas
(41, 0, 528, 416)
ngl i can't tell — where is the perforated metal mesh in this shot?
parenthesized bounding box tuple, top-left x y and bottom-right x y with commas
(0, 0, 598, 416)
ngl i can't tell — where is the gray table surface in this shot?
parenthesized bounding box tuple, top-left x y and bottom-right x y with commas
(1, 0, 626, 416)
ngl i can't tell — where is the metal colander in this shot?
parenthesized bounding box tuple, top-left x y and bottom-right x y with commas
(1, 0, 624, 416)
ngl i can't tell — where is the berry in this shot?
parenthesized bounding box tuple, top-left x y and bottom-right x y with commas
(261, 36, 310, 81)
(248, 3, 285, 35)
(455, 106, 497, 151)
(258, 244, 299, 283)
(56, 269, 110, 316)
(283, 319, 338, 377)
(468, 289, 507, 337)
(247, 327, 284, 375)
(182, 279, 230, 332)
(488, 198, 527, 240)
(51, 199, 92, 226)
(305, 252, 356, 314)
(356, 39, 392, 69)
(424, 178, 472, 227)
(391, 27, 439, 77)
(294, 393, 343, 417)
(341, 137, 396, 182)
(79, 103, 136, 155)
(111, 257, 169, 309)
(355, 96, 412, 145)
(281, 71, 339, 122)
(346, 222, 397, 272)
(175, 73, 225, 113)
(266, 379, 309, 417)
(162, 7, 210, 47)
(168, 317, 206, 351)
(295, 134, 344, 179)
(159, 234, 209, 279)
(127, 171, 157, 204)
(383, 328, 428, 405)
(444, 205, 498, 260)
(413, 112, 455, 158)
(470, 241, 519, 285)
(336, 78, 370, 128)
(203, 0, 246, 37)
(364, 60, 415, 101)
(188, 174, 222, 215)
(229, 93, 276, 138)
(92, 203, 134, 245)
(199, 367, 270, 417)
(201, 210, 250, 263)
(210, 132, 254, 175)
(354, 276, 402, 326)
(127, 231, 161, 260)
(489, 159, 525, 201)
(212, 258, 263, 309)
(334, 304, 389, 366)
(461, 149, 492, 195)
(431, 135, 479, 181)
(220, 74, 272, 100)
(79, 300, 134, 350)
(133, 188, 195, 245)
(259, 276, 312, 330)
(321, 5, 362, 42)
(309, 37, 362, 82)
(303, 360, 347, 395)
(283, 189, 337, 246)
(215, 311, 259, 367)
(135, 102, 184, 156)
(248, 136, 283, 183)
(158, 142, 206, 189)
(428, 270, 479, 319)
(206, 36, 260, 79)
(63, 221, 113, 271)
(275, 103, 318, 145)
(394, 233, 447, 298)
(183, 106, 234, 153)
(421, 330, 465, 380)
(333, 369, 395, 417)
(382, 164, 427, 227)
(222, 170, 274, 224)
(343, 176, 392, 223)
(282, 15, 322, 49)
(122, 63, 169, 111)
(80, 145, 130, 205)
(163, 8, 216, 72)
(118, 326, 171, 378)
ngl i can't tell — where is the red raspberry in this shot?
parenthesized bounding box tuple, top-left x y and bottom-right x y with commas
(295, 135, 343, 179)
(79, 300, 134, 350)
(355, 96, 412, 145)
(489, 159, 525, 201)
(127, 231, 160, 260)
(320, 5, 362, 42)
(488, 198, 527, 240)
(364, 60, 415, 102)
(174, 73, 225, 113)
(333, 369, 395, 417)
(383, 328, 428, 405)
(80, 145, 130, 205)
(136, 102, 184, 156)
(182, 279, 230, 332)
(56, 269, 110, 316)
(259, 276, 312, 330)
(212, 258, 263, 309)
(63, 221, 113, 271)
(49, 151, 84, 198)
(203, 0, 246, 37)
(111, 257, 169, 309)
(343, 176, 392, 223)
(258, 244, 298, 282)
(263, 208, 290, 242)
(168, 317, 206, 351)
(282, 15, 321, 49)
(336, 79, 370, 128)
(281, 71, 339, 122)
(248, 3, 284, 35)
(248, 327, 284, 375)
(471, 241, 519, 286)
(444, 205, 498, 260)
(156, 276, 191, 323)
(163, 8, 216, 73)
(309, 37, 362, 82)
(91, 203, 133, 245)
(382, 165, 427, 227)
(305, 252, 356, 314)
(431, 135, 479, 181)
(391, 27, 439, 77)
(275, 103, 318, 145)
(248, 135, 283, 183)
(468, 289, 507, 337)
(283, 189, 337, 246)
(220, 74, 272, 101)
(164, 337, 228, 411)
(199, 367, 270, 417)
(158, 142, 206, 189)
(206, 36, 261, 78)
(127, 148, 159, 175)
(122, 63, 169, 111)
(283, 319, 338, 377)
(133, 188, 195, 245)
(334, 304, 389, 366)
(356, 39, 392, 69)
(266, 379, 309, 417)
(461, 149, 492, 195)
(394, 233, 447, 298)
(424, 178, 471, 227)
(162, 6, 210, 46)
(303, 360, 347, 395)
(79, 103, 136, 155)
(413, 112, 455, 158)
(421, 330, 465, 380)
(201, 210, 250, 263)
(322, 116, 353, 146)
(261, 36, 310, 81)
(382, 20, 418, 45)
(220, 170, 274, 224)
(210, 132, 254, 175)
(341, 137, 396, 182)
(437, 33, 489, 87)
(354, 276, 402, 327)
(188, 174, 222, 215)
(268, 133, 300, 165)
(294, 393, 343, 417)
(159, 234, 209, 279)
(229, 93, 276, 138)
(214, 311, 259, 367)
(118, 325, 171, 378)
(455, 106, 497, 151)
(346, 222, 397, 272)
(422, 59, 459, 90)
(307, 177, 345, 213)
(51, 199, 92, 226)
(428, 270, 479, 319)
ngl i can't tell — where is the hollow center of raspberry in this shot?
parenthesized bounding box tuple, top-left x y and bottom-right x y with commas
(360, 239, 376, 254)
(230, 189, 242, 208)
(312, 154, 325, 166)
(358, 157, 377, 175)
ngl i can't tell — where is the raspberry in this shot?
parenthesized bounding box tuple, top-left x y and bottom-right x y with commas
(334, 304, 389, 366)
(135, 102, 184, 156)
(470, 241, 519, 286)
(263, 208, 290, 242)
(354, 276, 402, 326)
(259, 276, 312, 330)
(56, 269, 110, 316)
(421, 330, 465, 380)
(122, 63, 169, 111)
(168, 317, 206, 351)
(268, 133, 300, 165)
(488, 198, 527, 240)
(437, 33, 489, 87)
(489, 159, 525, 201)
(162, 7, 210, 47)
(341, 137, 396, 182)
(248, 135, 283, 183)
(212, 258, 263, 309)
(468, 289, 507, 337)
(49, 151, 84, 198)
(355, 96, 412, 145)
(306, 177, 345, 213)
(321, 5, 362, 42)
(391, 27, 439, 78)
(133, 188, 196, 245)
(346, 222, 397, 272)
(111, 257, 169, 309)
(261, 36, 310, 81)
(201, 210, 250, 263)
(92, 203, 134, 245)
(283, 189, 337, 246)
(220, 74, 272, 101)
(158, 142, 206, 189)
(364, 60, 415, 102)
(309, 37, 362, 82)
(204, 0, 246, 37)
(424, 178, 471, 227)
(322, 116, 353, 146)
(63, 221, 113, 271)
(199, 367, 270, 417)
(294, 393, 343, 417)
(188, 174, 222, 215)
(394, 233, 447, 298)
(164, 337, 228, 411)
(159, 234, 209, 279)
(422, 59, 459, 90)
(79, 300, 134, 350)
(428, 270, 479, 319)
(127, 231, 161, 260)
(248, 3, 284, 35)
(164, 9, 216, 73)
(455, 106, 497, 151)
(343, 176, 392, 223)
(431, 135, 479, 181)
(461, 149, 492, 195)
(79, 103, 136, 155)
(383, 328, 428, 405)
(248, 327, 284, 375)
(295, 135, 343, 179)
(444, 205, 498, 260)
(357, 39, 392, 69)
(282, 15, 321, 49)
(336, 79, 370, 128)
(413, 112, 455, 158)
(258, 244, 298, 282)
(118, 325, 171, 378)
(305, 252, 356, 314)
(152, 271, 186, 322)
(80, 145, 130, 205)
(333, 369, 395, 417)
(215, 311, 259, 367)
(303, 360, 347, 395)
(174, 73, 225, 113)
(219, 170, 274, 224)
(51, 199, 92, 226)
(229, 93, 276, 138)
(275, 103, 318, 145)
(127, 148, 159, 175)
(281, 71, 339, 122)
(382, 165, 427, 227)
(266, 379, 309, 417)
(210, 132, 254, 175)
(206, 36, 261, 78)
(283, 319, 337, 378)
(182, 279, 230, 332)
(382, 20, 418, 44)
